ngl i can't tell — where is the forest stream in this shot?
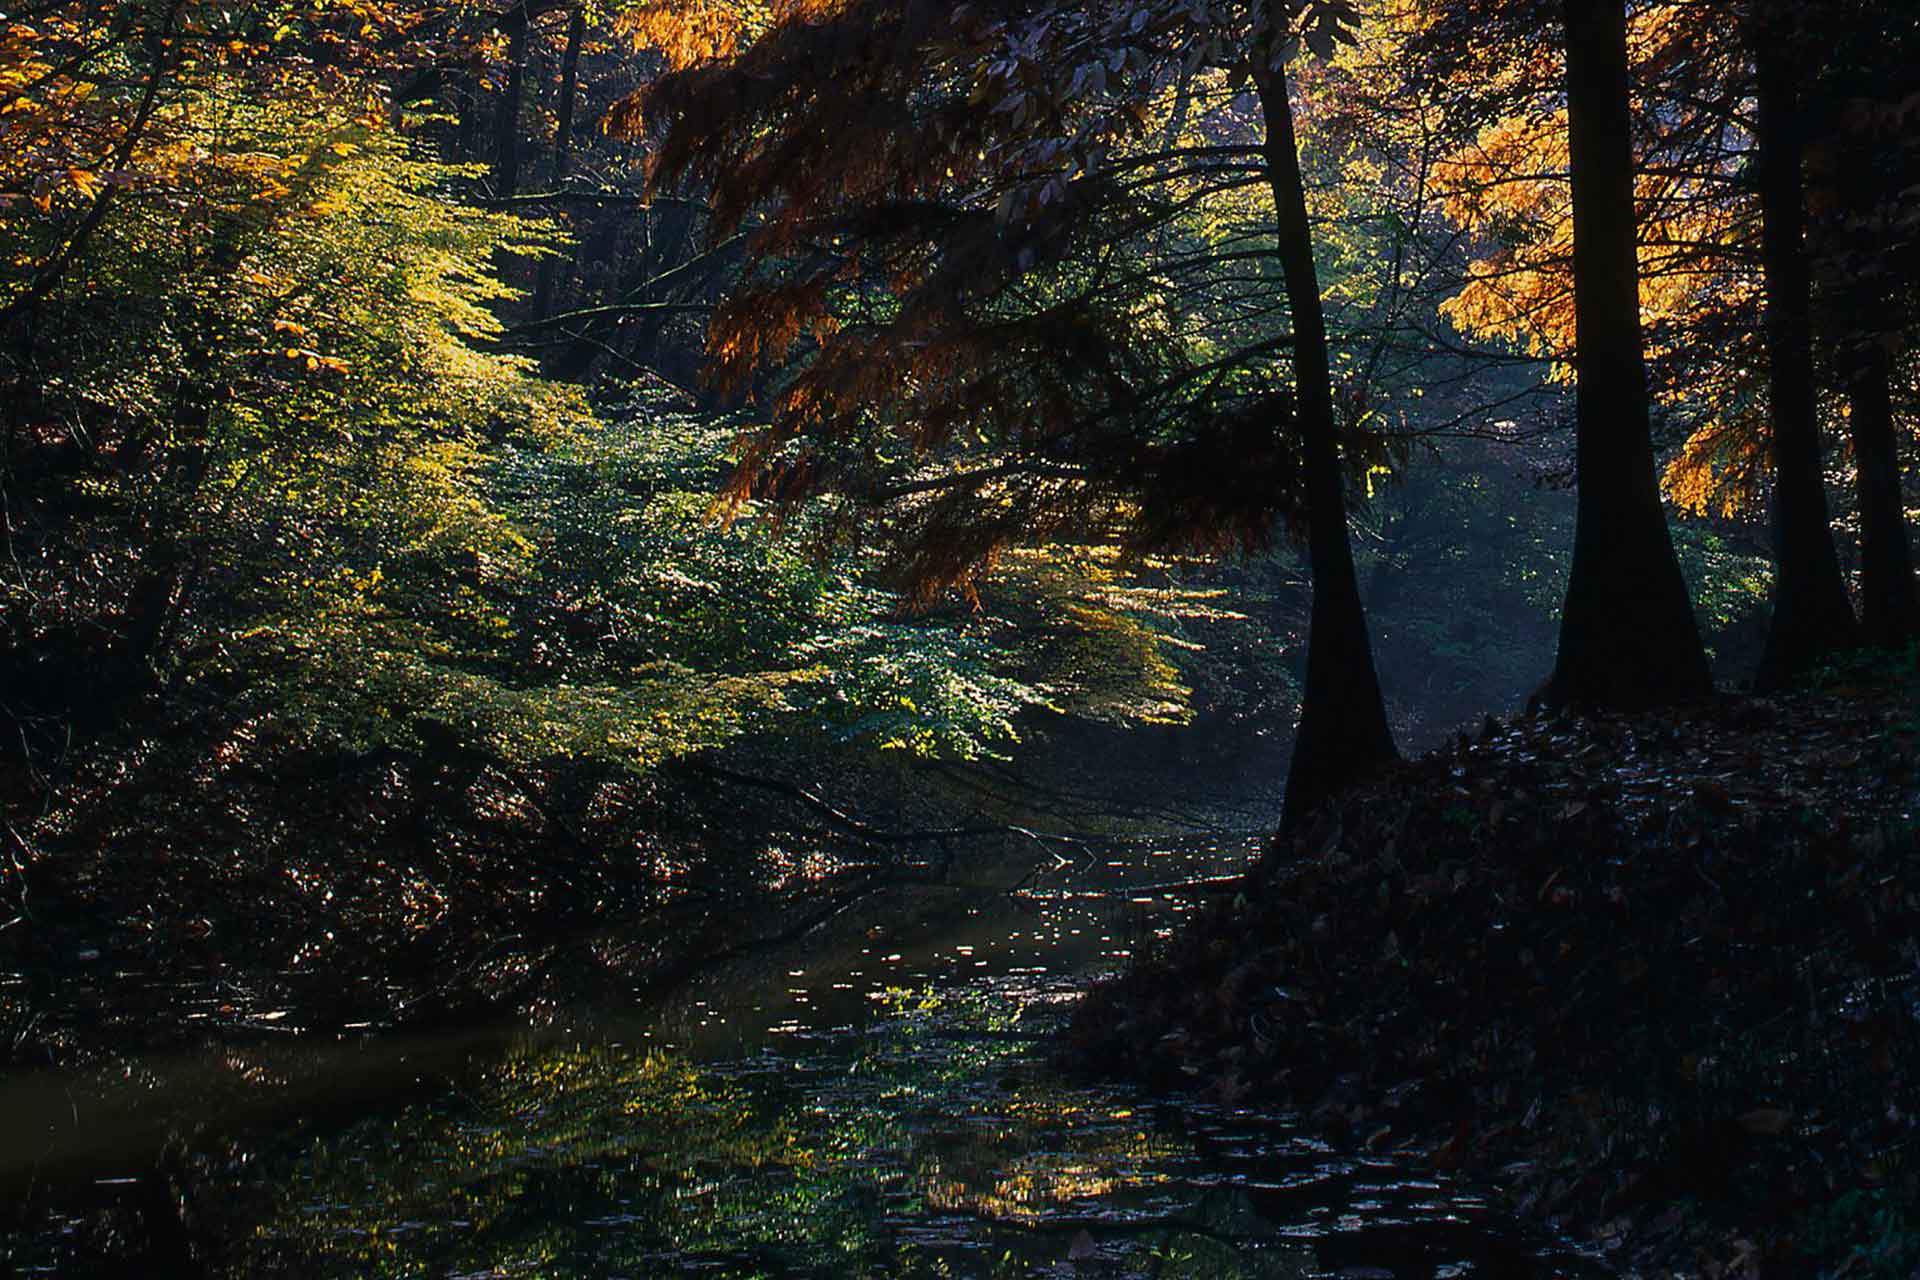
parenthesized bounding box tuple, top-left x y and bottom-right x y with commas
(8, 1, 1920, 1273)
(2, 833, 1608, 1279)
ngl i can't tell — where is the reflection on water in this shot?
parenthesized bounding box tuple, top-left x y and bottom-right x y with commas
(218, 988, 1583, 1279)
(652, 833, 1243, 1058)
(2, 833, 1603, 1277)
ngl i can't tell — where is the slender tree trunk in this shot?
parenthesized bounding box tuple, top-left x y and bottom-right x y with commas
(1752, 22, 1859, 686)
(535, 6, 587, 321)
(554, 5, 587, 176)
(1252, 56, 1398, 833)
(494, 8, 531, 197)
(118, 421, 210, 703)
(456, 65, 484, 160)
(1540, 0, 1712, 710)
(1848, 344, 1920, 645)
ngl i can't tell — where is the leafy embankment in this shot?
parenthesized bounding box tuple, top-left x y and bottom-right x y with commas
(1065, 679, 1920, 1277)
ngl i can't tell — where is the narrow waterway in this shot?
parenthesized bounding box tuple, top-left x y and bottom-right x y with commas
(3, 832, 1606, 1278)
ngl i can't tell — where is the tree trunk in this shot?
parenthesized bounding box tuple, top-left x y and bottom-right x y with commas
(535, 6, 587, 320)
(1752, 21, 1859, 687)
(1539, 0, 1712, 711)
(456, 66, 484, 160)
(494, 9, 531, 197)
(1848, 344, 1920, 645)
(1252, 56, 1399, 834)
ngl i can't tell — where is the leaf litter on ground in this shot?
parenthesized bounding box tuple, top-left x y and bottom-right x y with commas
(1065, 682, 1920, 1277)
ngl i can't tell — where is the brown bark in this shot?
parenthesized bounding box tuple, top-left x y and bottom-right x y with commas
(1252, 56, 1399, 834)
(1539, 0, 1712, 711)
(1752, 19, 1859, 687)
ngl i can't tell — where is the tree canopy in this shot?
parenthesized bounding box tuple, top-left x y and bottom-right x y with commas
(1, 0, 1915, 1006)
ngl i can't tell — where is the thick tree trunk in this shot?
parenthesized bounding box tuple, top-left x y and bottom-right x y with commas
(1252, 57, 1399, 834)
(1848, 345, 1920, 645)
(493, 9, 531, 197)
(535, 7, 587, 321)
(1752, 25, 1859, 687)
(1540, 0, 1712, 711)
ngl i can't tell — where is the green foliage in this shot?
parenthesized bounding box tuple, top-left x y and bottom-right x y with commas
(1803, 1189, 1920, 1279)
(7, 85, 1142, 777)
(1807, 639, 1920, 694)
(213, 364, 1063, 770)
(1671, 523, 1774, 668)
(482, 397, 1057, 764)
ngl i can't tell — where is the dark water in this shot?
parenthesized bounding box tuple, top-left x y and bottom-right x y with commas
(1, 834, 1606, 1278)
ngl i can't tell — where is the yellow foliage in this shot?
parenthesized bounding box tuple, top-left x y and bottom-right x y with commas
(613, 0, 847, 71)
(1427, 2, 1760, 397)
(1662, 413, 1770, 517)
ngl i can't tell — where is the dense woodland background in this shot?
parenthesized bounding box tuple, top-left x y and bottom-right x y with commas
(0, 0, 1914, 1042)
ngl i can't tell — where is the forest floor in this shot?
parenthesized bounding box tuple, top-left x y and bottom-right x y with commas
(1065, 668, 1920, 1278)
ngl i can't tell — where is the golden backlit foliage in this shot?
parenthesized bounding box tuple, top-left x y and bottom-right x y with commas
(1431, 7, 1749, 369)
(1662, 406, 1772, 518)
(0, 3, 128, 212)
(614, 0, 846, 69)
(1418, 1, 1771, 514)
(0, 0, 442, 300)
(602, 0, 848, 137)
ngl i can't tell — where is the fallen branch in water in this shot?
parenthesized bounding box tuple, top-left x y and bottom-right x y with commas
(1011, 873, 1247, 901)
(686, 760, 1096, 856)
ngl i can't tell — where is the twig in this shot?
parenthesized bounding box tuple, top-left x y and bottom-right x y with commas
(630, 877, 888, 1007)
(2, 821, 33, 922)
(689, 760, 1085, 850)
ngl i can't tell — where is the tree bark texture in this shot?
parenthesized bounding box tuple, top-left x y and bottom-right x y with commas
(1252, 56, 1399, 833)
(1752, 22, 1859, 687)
(493, 8, 530, 197)
(535, 6, 587, 320)
(1541, 0, 1713, 710)
(1848, 345, 1920, 646)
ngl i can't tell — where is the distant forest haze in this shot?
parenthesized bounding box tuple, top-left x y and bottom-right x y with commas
(0, 0, 1911, 1033)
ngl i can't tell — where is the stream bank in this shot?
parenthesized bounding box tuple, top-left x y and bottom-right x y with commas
(1, 825, 1609, 1278)
(1066, 684, 1920, 1277)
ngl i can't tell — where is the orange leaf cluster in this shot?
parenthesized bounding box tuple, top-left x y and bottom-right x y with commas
(1417, 1, 1779, 515)
(635, 1, 1389, 601)
(614, 0, 846, 72)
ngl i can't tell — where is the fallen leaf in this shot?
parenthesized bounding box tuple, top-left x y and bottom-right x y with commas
(1736, 1107, 1792, 1135)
